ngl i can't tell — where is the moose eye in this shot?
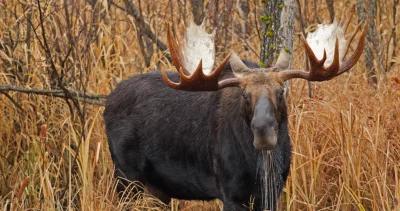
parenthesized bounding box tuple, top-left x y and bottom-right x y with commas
(241, 90, 251, 104)
(277, 89, 284, 101)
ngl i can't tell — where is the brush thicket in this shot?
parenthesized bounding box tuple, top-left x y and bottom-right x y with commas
(0, 0, 399, 210)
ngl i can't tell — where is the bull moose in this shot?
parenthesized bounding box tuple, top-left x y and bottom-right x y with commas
(103, 24, 366, 210)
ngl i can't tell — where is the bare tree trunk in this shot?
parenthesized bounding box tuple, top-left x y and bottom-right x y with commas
(280, 0, 296, 65)
(222, 0, 234, 50)
(236, 0, 249, 36)
(205, 1, 233, 54)
(260, 0, 296, 68)
(260, 0, 283, 67)
(236, 0, 251, 54)
(207, 0, 220, 50)
(356, 0, 384, 87)
(208, 0, 219, 29)
(191, 0, 204, 25)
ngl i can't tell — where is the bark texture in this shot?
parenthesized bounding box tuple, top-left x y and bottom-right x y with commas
(260, 0, 296, 68)
(356, 0, 384, 86)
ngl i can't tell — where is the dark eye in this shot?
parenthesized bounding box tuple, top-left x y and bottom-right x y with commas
(277, 89, 284, 101)
(241, 90, 251, 104)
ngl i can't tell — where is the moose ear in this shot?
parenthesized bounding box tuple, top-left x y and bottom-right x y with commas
(229, 52, 250, 73)
(217, 52, 249, 79)
(274, 49, 290, 70)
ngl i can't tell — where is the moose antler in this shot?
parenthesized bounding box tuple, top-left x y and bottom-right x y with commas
(278, 24, 367, 82)
(160, 26, 240, 91)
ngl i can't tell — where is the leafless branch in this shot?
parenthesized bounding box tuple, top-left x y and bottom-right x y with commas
(0, 85, 106, 106)
(325, 0, 335, 23)
(177, 0, 188, 26)
(236, 0, 250, 37)
(343, 5, 355, 34)
(296, 0, 307, 37)
(222, 0, 234, 50)
(0, 91, 24, 111)
(252, 0, 262, 43)
(134, 0, 154, 67)
(36, 0, 85, 120)
(386, 0, 399, 71)
(191, 0, 204, 25)
(344, 22, 362, 58)
(112, 0, 169, 58)
(296, 0, 312, 97)
(313, 0, 321, 23)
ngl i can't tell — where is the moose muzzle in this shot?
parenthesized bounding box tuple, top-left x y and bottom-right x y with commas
(251, 96, 278, 150)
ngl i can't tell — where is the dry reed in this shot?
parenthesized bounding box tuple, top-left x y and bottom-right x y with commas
(0, 0, 399, 210)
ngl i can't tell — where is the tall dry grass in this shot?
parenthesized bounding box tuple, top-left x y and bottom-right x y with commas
(0, 0, 399, 210)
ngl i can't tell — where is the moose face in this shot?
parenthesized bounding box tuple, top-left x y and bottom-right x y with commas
(239, 73, 286, 150)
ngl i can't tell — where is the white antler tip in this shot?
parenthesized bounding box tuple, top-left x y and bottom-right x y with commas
(182, 21, 215, 75)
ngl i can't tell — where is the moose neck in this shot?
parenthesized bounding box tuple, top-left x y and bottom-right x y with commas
(216, 87, 291, 211)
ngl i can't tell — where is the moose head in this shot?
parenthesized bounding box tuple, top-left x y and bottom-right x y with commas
(161, 25, 366, 150)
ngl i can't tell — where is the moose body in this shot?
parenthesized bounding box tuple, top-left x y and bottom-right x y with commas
(104, 23, 365, 210)
(104, 70, 291, 210)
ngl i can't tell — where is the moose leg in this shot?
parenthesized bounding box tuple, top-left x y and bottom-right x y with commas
(144, 184, 171, 204)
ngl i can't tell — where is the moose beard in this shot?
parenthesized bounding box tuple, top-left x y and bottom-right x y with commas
(257, 150, 284, 211)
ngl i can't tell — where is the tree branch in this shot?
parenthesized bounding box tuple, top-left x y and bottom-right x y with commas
(0, 85, 106, 106)
(119, 0, 168, 55)
(0, 91, 24, 111)
(325, 0, 335, 23)
(191, 0, 205, 25)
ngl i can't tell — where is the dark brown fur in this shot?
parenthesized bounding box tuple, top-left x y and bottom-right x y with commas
(104, 64, 291, 211)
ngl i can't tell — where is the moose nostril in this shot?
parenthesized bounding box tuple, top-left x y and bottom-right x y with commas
(251, 117, 276, 134)
(251, 120, 267, 133)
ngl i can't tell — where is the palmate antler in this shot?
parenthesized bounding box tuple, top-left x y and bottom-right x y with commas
(278, 24, 367, 82)
(160, 26, 240, 91)
(161, 23, 367, 91)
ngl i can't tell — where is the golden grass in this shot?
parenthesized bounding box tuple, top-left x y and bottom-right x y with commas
(0, 0, 399, 210)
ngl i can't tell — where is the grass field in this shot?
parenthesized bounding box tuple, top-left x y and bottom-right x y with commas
(0, 0, 399, 210)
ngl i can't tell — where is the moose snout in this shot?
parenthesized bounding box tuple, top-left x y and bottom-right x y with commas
(251, 117, 278, 150)
(251, 118, 275, 135)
